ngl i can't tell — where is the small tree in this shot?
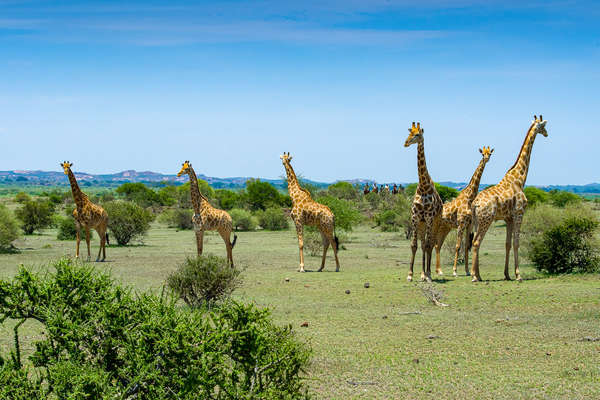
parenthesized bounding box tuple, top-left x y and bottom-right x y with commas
(103, 201, 154, 245)
(230, 208, 257, 231)
(0, 205, 20, 251)
(167, 254, 242, 307)
(316, 196, 362, 232)
(327, 181, 359, 200)
(14, 192, 31, 203)
(548, 189, 581, 208)
(245, 179, 282, 210)
(14, 200, 54, 235)
(56, 216, 77, 240)
(158, 208, 194, 230)
(524, 187, 549, 207)
(256, 207, 289, 230)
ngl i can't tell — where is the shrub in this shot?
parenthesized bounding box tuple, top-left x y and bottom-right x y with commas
(374, 209, 409, 233)
(215, 189, 240, 210)
(167, 254, 242, 307)
(524, 187, 549, 207)
(327, 181, 359, 200)
(230, 208, 257, 231)
(176, 180, 215, 208)
(434, 183, 459, 203)
(56, 216, 77, 240)
(245, 179, 285, 210)
(521, 203, 596, 239)
(14, 200, 54, 234)
(103, 200, 155, 245)
(158, 208, 194, 230)
(316, 196, 362, 232)
(548, 189, 581, 208)
(0, 205, 20, 251)
(0, 259, 310, 399)
(257, 207, 289, 231)
(14, 191, 30, 203)
(529, 217, 599, 274)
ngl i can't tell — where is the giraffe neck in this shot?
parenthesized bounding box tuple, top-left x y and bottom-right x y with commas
(67, 168, 87, 207)
(187, 167, 207, 213)
(283, 161, 307, 203)
(505, 123, 537, 188)
(461, 157, 488, 203)
(416, 140, 434, 190)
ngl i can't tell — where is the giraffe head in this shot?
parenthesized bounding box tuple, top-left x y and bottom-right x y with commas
(404, 122, 424, 147)
(533, 115, 548, 137)
(280, 152, 293, 165)
(478, 146, 494, 162)
(177, 160, 192, 177)
(60, 161, 73, 175)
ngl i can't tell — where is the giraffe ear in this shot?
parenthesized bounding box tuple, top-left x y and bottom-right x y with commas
(479, 148, 483, 154)
(491, 148, 495, 154)
(539, 114, 543, 121)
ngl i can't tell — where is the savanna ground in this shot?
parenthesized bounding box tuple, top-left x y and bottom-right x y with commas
(1, 220, 599, 399)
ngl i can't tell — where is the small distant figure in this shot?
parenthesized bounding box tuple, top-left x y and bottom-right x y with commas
(363, 183, 371, 195)
(380, 184, 385, 193)
(384, 184, 390, 193)
(392, 184, 399, 195)
(373, 183, 379, 194)
(398, 184, 404, 193)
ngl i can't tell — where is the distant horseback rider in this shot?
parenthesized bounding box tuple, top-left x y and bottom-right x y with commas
(363, 183, 370, 195)
(392, 184, 398, 194)
(373, 183, 379, 194)
(384, 184, 390, 193)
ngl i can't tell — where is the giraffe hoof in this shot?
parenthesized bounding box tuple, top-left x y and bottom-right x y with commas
(504, 277, 512, 281)
(407, 276, 413, 282)
(453, 272, 457, 277)
(471, 277, 480, 282)
(517, 277, 523, 282)
(335, 268, 340, 272)
(437, 271, 443, 276)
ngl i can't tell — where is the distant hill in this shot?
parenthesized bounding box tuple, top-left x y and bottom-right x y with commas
(0, 170, 598, 194)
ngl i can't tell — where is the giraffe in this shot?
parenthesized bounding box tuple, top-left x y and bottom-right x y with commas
(470, 115, 548, 282)
(280, 152, 340, 272)
(433, 146, 494, 277)
(61, 161, 109, 262)
(405, 122, 443, 282)
(177, 161, 237, 267)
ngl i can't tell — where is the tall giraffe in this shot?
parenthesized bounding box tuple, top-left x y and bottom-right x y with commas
(61, 161, 109, 262)
(433, 146, 494, 277)
(177, 161, 237, 267)
(280, 152, 340, 272)
(471, 116, 548, 282)
(405, 122, 443, 282)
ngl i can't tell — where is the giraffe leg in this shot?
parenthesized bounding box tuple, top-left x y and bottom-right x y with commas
(407, 217, 418, 282)
(504, 220, 514, 281)
(195, 230, 204, 256)
(96, 227, 105, 262)
(75, 222, 81, 259)
(513, 216, 523, 282)
(331, 233, 341, 272)
(219, 229, 234, 268)
(471, 220, 491, 282)
(453, 224, 464, 277)
(85, 228, 91, 262)
(463, 221, 471, 276)
(295, 223, 305, 272)
(423, 222, 433, 282)
(317, 231, 329, 272)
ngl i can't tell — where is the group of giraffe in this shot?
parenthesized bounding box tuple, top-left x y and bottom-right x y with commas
(406, 116, 548, 282)
(59, 115, 547, 282)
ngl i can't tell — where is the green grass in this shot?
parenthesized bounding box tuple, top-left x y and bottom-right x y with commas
(1, 221, 599, 399)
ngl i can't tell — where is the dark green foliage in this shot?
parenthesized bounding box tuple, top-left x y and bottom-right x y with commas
(215, 188, 241, 210)
(42, 189, 68, 205)
(167, 254, 242, 307)
(524, 187, 549, 207)
(316, 196, 361, 232)
(103, 200, 155, 245)
(230, 208, 257, 231)
(529, 217, 599, 274)
(15, 200, 54, 234)
(404, 183, 417, 198)
(0, 205, 20, 251)
(256, 207, 290, 231)
(158, 208, 194, 230)
(246, 179, 286, 210)
(548, 189, 581, 208)
(14, 191, 31, 203)
(56, 216, 77, 240)
(176, 180, 215, 208)
(434, 183, 459, 203)
(327, 181, 359, 200)
(115, 182, 163, 207)
(0, 259, 311, 399)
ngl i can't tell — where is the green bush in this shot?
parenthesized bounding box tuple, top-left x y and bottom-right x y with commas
(405, 183, 458, 203)
(327, 181, 359, 200)
(529, 217, 599, 274)
(56, 216, 77, 240)
(0, 205, 20, 251)
(158, 208, 194, 230)
(521, 203, 596, 239)
(524, 187, 549, 207)
(548, 189, 581, 208)
(103, 200, 155, 245)
(167, 254, 242, 307)
(374, 209, 405, 232)
(0, 259, 310, 399)
(14, 191, 31, 203)
(245, 179, 288, 210)
(215, 189, 241, 210)
(14, 200, 54, 235)
(230, 208, 257, 231)
(257, 207, 289, 231)
(176, 180, 215, 209)
(316, 196, 362, 232)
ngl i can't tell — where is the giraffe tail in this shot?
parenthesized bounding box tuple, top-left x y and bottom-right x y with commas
(471, 205, 479, 247)
(105, 233, 110, 245)
(334, 234, 339, 251)
(231, 234, 237, 249)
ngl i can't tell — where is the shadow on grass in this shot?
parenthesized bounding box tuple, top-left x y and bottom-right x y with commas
(0, 245, 21, 254)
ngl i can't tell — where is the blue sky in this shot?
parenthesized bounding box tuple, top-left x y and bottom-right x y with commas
(0, 0, 598, 184)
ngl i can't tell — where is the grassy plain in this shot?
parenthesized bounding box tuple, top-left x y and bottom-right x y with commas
(1, 219, 599, 399)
